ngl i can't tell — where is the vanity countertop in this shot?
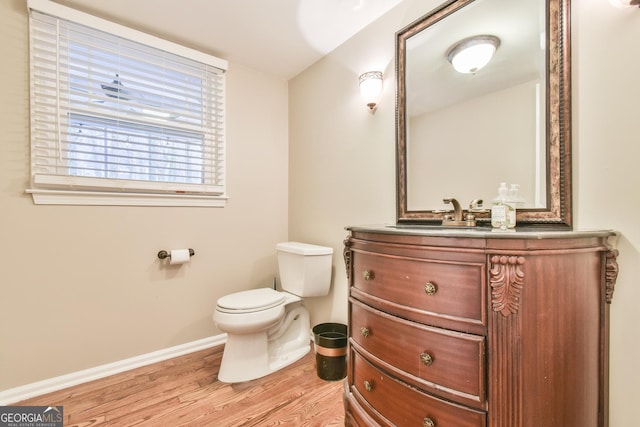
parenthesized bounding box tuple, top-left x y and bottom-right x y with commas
(346, 224, 618, 240)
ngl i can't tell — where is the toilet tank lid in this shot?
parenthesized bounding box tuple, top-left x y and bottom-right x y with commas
(276, 242, 333, 256)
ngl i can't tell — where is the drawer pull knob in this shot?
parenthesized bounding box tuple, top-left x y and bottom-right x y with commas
(420, 352, 434, 366)
(364, 380, 374, 392)
(363, 270, 374, 280)
(423, 417, 435, 427)
(360, 327, 370, 337)
(424, 282, 438, 296)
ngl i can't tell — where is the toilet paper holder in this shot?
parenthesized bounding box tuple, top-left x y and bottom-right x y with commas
(157, 248, 195, 260)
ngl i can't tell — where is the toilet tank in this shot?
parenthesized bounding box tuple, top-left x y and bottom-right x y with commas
(276, 242, 333, 297)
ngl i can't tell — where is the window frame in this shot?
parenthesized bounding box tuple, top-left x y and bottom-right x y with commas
(26, 0, 228, 207)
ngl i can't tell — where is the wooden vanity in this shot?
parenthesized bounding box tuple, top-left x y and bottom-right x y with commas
(343, 226, 618, 427)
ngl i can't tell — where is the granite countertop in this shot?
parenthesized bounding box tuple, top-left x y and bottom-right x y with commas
(346, 224, 618, 240)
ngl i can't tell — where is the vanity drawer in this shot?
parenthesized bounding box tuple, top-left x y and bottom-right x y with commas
(350, 299, 486, 404)
(351, 349, 486, 427)
(352, 250, 486, 330)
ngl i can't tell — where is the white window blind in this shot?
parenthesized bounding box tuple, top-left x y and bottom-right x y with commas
(27, 0, 228, 206)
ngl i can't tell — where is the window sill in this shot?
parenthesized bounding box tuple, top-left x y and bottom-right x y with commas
(26, 189, 228, 207)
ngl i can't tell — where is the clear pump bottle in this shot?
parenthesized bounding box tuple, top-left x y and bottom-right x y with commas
(491, 183, 515, 231)
(506, 184, 523, 229)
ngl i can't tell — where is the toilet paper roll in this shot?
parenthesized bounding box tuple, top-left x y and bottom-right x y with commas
(169, 249, 191, 265)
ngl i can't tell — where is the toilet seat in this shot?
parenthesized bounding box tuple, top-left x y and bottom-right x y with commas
(216, 288, 286, 314)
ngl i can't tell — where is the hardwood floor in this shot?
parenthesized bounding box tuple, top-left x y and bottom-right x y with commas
(16, 345, 346, 426)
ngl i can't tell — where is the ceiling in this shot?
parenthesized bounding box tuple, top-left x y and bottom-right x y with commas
(53, 0, 404, 80)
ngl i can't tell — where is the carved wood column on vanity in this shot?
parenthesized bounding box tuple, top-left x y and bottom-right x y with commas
(488, 254, 525, 426)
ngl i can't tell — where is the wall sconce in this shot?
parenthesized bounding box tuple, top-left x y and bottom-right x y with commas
(359, 71, 383, 112)
(446, 35, 501, 74)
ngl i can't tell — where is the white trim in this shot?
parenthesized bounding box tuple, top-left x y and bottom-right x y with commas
(33, 174, 225, 198)
(26, 188, 228, 207)
(0, 334, 226, 405)
(27, 0, 228, 70)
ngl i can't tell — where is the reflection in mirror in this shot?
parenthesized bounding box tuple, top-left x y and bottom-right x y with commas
(396, 0, 571, 227)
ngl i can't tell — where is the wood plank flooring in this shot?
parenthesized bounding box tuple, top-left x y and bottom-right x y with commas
(16, 345, 345, 426)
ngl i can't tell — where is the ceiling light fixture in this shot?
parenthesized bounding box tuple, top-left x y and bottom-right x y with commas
(609, 0, 639, 7)
(446, 35, 501, 74)
(359, 71, 383, 112)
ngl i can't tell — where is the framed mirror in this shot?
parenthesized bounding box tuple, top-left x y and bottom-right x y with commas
(396, 0, 571, 228)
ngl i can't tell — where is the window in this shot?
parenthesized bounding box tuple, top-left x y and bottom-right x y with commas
(27, 0, 228, 206)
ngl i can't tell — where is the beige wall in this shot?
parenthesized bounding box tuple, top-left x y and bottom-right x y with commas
(289, 0, 640, 425)
(0, 0, 289, 389)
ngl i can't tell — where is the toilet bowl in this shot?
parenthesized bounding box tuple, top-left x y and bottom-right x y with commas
(213, 242, 333, 383)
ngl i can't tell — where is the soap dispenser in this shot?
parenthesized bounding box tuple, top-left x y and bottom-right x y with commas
(491, 183, 515, 231)
(507, 184, 523, 229)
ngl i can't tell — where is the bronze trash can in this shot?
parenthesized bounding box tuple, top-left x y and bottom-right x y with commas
(312, 323, 347, 381)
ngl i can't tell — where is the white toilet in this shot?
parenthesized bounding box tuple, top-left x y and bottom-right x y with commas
(213, 242, 333, 383)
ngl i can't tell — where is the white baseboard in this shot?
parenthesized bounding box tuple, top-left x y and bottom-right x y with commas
(0, 334, 227, 405)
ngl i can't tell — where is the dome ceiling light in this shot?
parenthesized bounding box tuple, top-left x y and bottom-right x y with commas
(610, 0, 639, 7)
(446, 35, 501, 74)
